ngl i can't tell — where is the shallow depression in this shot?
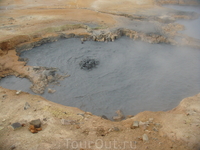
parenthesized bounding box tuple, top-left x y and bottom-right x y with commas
(1, 37, 200, 119)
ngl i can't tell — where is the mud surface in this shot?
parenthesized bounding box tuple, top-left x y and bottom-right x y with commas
(165, 5, 200, 39)
(1, 37, 199, 118)
(0, 0, 200, 149)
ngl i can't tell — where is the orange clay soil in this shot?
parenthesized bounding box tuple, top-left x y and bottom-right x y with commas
(0, 0, 200, 150)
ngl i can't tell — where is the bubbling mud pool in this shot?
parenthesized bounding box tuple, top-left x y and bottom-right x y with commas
(1, 37, 200, 119)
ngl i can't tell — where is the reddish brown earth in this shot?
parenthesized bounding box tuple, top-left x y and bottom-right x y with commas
(0, 0, 200, 150)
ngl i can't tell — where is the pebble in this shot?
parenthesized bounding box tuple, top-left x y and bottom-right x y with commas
(153, 127, 158, 132)
(61, 119, 76, 125)
(2, 94, 7, 100)
(113, 127, 120, 131)
(149, 118, 154, 122)
(30, 119, 41, 128)
(10, 145, 16, 150)
(101, 115, 108, 120)
(155, 123, 160, 127)
(24, 102, 31, 110)
(85, 112, 92, 115)
(146, 121, 150, 125)
(112, 110, 124, 121)
(131, 121, 139, 129)
(0, 126, 4, 131)
(126, 115, 134, 119)
(143, 134, 149, 142)
(139, 121, 146, 126)
(33, 66, 40, 70)
(77, 113, 85, 117)
(10, 122, 22, 131)
(145, 130, 151, 133)
(139, 121, 147, 130)
(48, 88, 56, 94)
(16, 90, 22, 95)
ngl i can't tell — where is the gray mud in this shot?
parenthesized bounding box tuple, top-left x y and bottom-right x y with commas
(1, 37, 200, 119)
(0, 76, 33, 93)
(165, 5, 200, 39)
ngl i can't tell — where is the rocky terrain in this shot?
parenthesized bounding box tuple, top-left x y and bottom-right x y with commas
(0, 0, 200, 149)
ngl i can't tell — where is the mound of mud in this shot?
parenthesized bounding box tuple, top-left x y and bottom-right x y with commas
(79, 58, 99, 70)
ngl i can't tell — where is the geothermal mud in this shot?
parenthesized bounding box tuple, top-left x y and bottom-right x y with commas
(166, 5, 200, 39)
(1, 37, 200, 119)
(0, 0, 200, 150)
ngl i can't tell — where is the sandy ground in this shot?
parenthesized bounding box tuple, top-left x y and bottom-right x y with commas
(0, 0, 200, 150)
(0, 87, 200, 150)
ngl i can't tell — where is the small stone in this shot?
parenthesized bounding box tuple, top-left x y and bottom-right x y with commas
(0, 126, 4, 131)
(149, 118, 154, 122)
(10, 122, 22, 131)
(82, 129, 89, 135)
(146, 121, 150, 125)
(33, 66, 40, 70)
(101, 115, 108, 120)
(48, 88, 56, 94)
(2, 119, 6, 122)
(2, 94, 7, 100)
(47, 75, 54, 83)
(137, 136, 142, 140)
(81, 38, 85, 44)
(10, 145, 16, 150)
(153, 127, 158, 132)
(145, 130, 151, 133)
(61, 119, 75, 125)
(16, 90, 22, 95)
(155, 123, 160, 127)
(143, 134, 149, 142)
(113, 116, 122, 121)
(126, 115, 134, 119)
(131, 121, 139, 129)
(77, 113, 85, 117)
(96, 126, 106, 136)
(113, 127, 120, 131)
(85, 112, 92, 115)
(139, 121, 146, 126)
(24, 102, 30, 110)
(112, 110, 124, 121)
(76, 125, 80, 129)
(139, 121, 147, 130)
(30, 119, 41, 128)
